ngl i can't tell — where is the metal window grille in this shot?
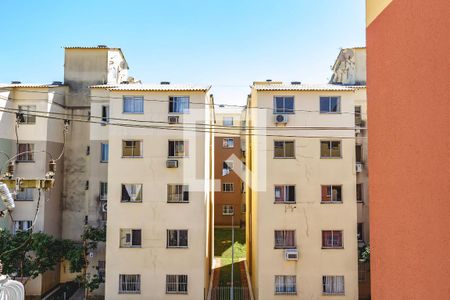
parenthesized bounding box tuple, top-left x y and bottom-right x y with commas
(222, 183, 234, 192)
(275, 275, 297, 295)
(274, 230, 296, 249)
(119, 274, 140, 294)
(167, 185, 189, 203)
(222, 205, 234, 215)
(167, 230, 188, 247)
(166, 275, 188, 294)
(322, 276, 345, 295)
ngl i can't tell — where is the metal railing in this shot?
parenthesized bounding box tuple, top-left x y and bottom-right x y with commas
(211, 287, 250, 300)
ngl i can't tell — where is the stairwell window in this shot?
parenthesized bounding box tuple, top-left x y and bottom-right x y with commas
(100, 143, 109, 162)
(222, 160, 234, 176)
(222, 183, 234, 192)
(223, 117, 234, 126)
(320, 141, 341, 158)
(123, 96, 144, 114)
(167, 230, 188, 248)
(121, 184, 143, 203)
(167, 185, 189, 203)
(322, 230, 343, 249)
(166, 275, 188, 294)
(355, 106, 362, 126)
(99, 182, 108, 201)
(101, 105, 110, 124)
(322, 276, 345, 295)
(275, 275, 297, 295)
(321, 185, 342, 203)
(320, 96, 341, 113)
(120, 229, 142, 248)
(168, 140, 188, 157)
(13, 220, 32, 234)
(223, 138, 235, 148)
(15, 188, 33, 201)
(222, 205, 234, 216)
(122, 140, 142, 158)
(169, 96, 190, 113)
(274, 230, 296, 249)
(119, 274, 140, 294)
(356, 184, 363, 202)
(273, 96, 294, 114)
(274, 185, 296, 203)
(18, 105, 36, 124)
(274, 141, 295, 158)
(17, 143, 34, 162)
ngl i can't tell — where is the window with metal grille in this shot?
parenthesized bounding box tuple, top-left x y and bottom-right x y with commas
(18, 105, 36, 124)
(123, 96, 144, 113)
(121, 184, 143, 203)
(168, 140, 188, 157)
(222, 138, 235, 148)
(320, 96, 341, 113)
(119, 274, 140, 294)
(13, 220, 32, 234)
(120, 229, 142, 248)
(322, 276, 345, 295)
(169, 96, 190, 113)
(274, 141, 295, 158)
(356, 184, 363, 202)
(99, 182, 108, 201)
(273, 96, 295, 114)
(122, 140, 142, 157)
(17, 143, 34, 161)
(167, 230, 188, 248)
(167, 185, 189, 203)
(274, 230, 296, 249)
(275, 275, 297, 295)
(321, 185, 342, 203)
(166, 275, 188, 294)
(320, 141, 341, 158)
(101, 143, 109, 162)
(222, 205, 234, 215)
(15, 188, 33, 201)
(222, 183, 234, 192)
(322, 230, 343, 248)
(274, 185, 296, 203)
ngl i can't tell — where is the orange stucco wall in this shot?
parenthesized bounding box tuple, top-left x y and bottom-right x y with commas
(367, 0, 450, 299)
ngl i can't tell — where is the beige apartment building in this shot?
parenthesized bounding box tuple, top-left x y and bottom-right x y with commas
(90, 83, 214, 299)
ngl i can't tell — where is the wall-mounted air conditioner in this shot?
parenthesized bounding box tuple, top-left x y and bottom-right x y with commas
(356, 163, 363, 173)
(101, 202, 107, 212)
(285, 249, 299, 261)
(168, 116, 180, 124)
(274, 114, 288, 124)
(166, 160, 179, 168)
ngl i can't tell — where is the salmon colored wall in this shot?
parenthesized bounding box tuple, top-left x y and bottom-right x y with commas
(367, 0, 450, 299)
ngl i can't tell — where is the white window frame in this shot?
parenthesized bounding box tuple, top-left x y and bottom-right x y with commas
(122, 140, 142, 158)
(222, 183, 234, 193)
(222, 205, 234, 216)
(123, 96, 144, 114)
(322, 275, 345, 295)
(17, 143, 34, 162)
(274, 185, 296, 203)
(320, 96, 341, 113)
(121, 184, 143, 203)
(273, 96, 295, 114)
(166, 274, 188, 294)
(120, 229, 142, 248)
(100, 142, 109, 162)
(223, 117, 234, 126)
(321, 185, 342, 203)
(275, 275, 297, 295)
(169, 96, 190, 114)
(222, 138, 235, 148)
(99, 182, 108, 201)
(167, 185, 189, 203)
(167, 229, 188, 248)
(18, 105, 36, 124)
(119, 274, 141, 294)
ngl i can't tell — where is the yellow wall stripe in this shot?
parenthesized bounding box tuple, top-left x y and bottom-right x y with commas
(367, 0, 393, 26)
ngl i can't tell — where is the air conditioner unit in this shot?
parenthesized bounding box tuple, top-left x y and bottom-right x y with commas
(101, 202, 107, 212)
(356, 163, 363, 173)
(285, 249, 299, 261)
(99, 195, 107, 201)
(274, 114, 288, 124)
(355, 128, 361, 135)
(168, 116, 180, 124)
(166, 160, 179, 168)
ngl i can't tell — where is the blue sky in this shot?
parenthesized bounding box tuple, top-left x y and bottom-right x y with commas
(0, 0, 365, 105)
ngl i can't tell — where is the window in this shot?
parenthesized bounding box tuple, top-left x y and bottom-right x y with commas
(275, 275, 297, 295)
(121, 184, 143, 203)
(274, 141, 295, 158)
(100, 182, 108, 200)
(17, 143, 34, 161)
(241, 203, 246, 213)
(123, 96, 144, 113)
(101, 105, 109, 123)
(166, 275, 188, 294)
(322, 230, 343, 248)
(322, 276, 345, 295)
(18, 105, 36, 124)
(167, 185, 189, 203)
(169, 96, 190, 113)
(355, 106, 362, 126)
(120, 229, 142, 248)
(222, 160, 234, 176)
(321, 185, 342, 203)
(359, 262, 369, 282)
(168, 140, 188, 157)
(320, 96, 341, 113)
(356, 144, 363, 163)
(167, 230, 188, 248)
(119, 274, 140, 294)
(357, 223, 364, 241)
(100, 143, 109, 162)
(15, 188, 33, 201)
(98, 261, 105, 282)
(356, 184, 363, 202)
(274, 230, 296, 249)
(274, 185, 296, 203)
(223, 138, 234, 148)
(13, 220, 32, 234)
(274, 96, 294, 114)
(223, 117, 234, 126)
(222, 205, 234, 216)
(222, 183, 234, 192)
(320, 141, 341, 158)
(122, 140, 142, 157)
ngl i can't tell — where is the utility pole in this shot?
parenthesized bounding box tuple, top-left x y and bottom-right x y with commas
(230, 215, 234, 300)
